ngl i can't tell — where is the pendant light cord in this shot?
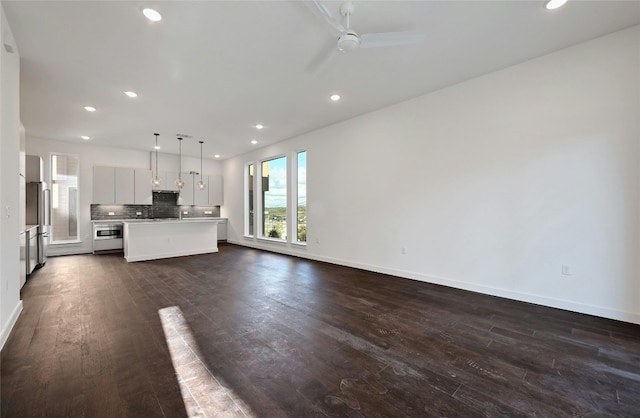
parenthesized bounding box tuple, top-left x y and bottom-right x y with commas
(178, 138, 182, 180)
(199, 141, 204, 181)
(154, 133, 159, 179)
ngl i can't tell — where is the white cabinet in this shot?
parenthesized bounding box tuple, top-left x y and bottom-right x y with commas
(208, 175, 223, 206)
(158, 171, 180, 192)
(178, 173, 216, 206)
(93, 166, 115, 204)
(135, 169, 152, 204)
(194, 175, 209, 206)
(217, 219, 227, 241)
(94, 166, 152, 204)
(178, 172, 194, 205)
(115, 168, 135, 204)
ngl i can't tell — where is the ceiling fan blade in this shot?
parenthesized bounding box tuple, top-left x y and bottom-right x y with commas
(360, 32, 425, 49)
(302, 0, 345, 35)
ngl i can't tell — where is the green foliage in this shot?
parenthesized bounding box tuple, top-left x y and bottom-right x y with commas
(263, 205, 307, 241)
(297, 224, 306, 242)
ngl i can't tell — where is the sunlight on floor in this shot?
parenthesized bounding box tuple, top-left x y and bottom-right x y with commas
(158, 306, 256, 418)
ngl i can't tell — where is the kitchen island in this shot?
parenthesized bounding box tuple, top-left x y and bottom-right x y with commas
(123, 219, 219, 262)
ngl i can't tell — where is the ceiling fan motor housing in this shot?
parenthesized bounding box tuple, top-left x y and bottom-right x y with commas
(338, 31, 360, 52)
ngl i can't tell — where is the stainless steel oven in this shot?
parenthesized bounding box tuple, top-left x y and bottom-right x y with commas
(93, 222, 124, 253)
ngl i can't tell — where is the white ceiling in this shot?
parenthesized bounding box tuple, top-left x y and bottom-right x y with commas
(3, 1, 639, 159)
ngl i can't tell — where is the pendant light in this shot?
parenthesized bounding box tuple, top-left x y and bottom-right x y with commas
(175, 137, 185, 189)
(151, 133, 162, 188)
(197, 140, 207, 190)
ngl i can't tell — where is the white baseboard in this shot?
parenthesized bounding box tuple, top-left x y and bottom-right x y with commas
(1, 300, 23, 350)
(228, 239, 640, 325)
(47, 247, 92, 257)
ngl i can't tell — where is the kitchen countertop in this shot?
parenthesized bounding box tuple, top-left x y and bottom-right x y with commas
(92, 217, 226, 223)
(122, 218, 221, 224)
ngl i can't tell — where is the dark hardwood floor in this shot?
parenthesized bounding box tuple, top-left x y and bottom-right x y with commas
(2, 244, 639, 417)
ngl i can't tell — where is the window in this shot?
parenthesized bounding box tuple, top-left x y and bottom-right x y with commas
(296, 151, 307, 243)
(260, 156, 287, 240)
(245, 163, 254, 236)
(51, 153, 79, 242)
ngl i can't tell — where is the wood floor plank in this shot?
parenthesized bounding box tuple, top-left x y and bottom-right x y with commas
(2, 244, 640, 417)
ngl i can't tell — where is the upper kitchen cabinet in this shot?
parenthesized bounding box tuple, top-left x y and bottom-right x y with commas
(158, 171, 180, 192)
(194, 175, 209, 206)
(208, 175, 223, 206)
(178, 172, 194, 205)
(93, 166, 115, 204)
(94, 166, 152, 204)
(134, 169, 152, 204)
(115, 167, 134, 204)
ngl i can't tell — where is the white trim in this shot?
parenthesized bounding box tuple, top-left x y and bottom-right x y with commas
(258, 154, 287, 240)
(0, 301, 23, 350)
(227, 239, 640, 325)
(50, 152, 81, 241)
(244, 162, 255, 237)
(257, 236, 287, 245)
(50, 239, 82, 245)
(292, 149, 307, 245)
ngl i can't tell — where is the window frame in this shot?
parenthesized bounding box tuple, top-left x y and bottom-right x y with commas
(244, 162, 255, 238)
(291, 149, 307, 246)
(258, 154, 288, 242)
(49, 152, 81, 244)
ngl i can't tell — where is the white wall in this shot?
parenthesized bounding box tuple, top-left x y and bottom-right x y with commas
(223, 26, 640, 324)
(25, 137, 222, 256)
(0, 4, 22, 348)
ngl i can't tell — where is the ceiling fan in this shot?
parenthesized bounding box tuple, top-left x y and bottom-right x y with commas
(304, 1, 425, 72)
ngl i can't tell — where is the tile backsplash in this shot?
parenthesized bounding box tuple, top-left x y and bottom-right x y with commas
(91, 204, 151, 220)
(178, 206, 221, 218)
(91, 191, 221, 220)
(152, 191, 179, 219)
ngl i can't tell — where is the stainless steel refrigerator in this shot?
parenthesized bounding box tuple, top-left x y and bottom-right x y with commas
(26, 181, 51, 268)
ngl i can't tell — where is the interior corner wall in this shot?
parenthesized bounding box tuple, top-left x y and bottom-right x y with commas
(0, 3, 23, 348)
(223, 25, 640, 324)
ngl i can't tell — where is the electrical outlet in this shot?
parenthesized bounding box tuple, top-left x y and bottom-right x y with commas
(204, 210, 212, 215)
(562, 264, 572, 275)
(183, 211, 188, 215)
(108, 212, 115, 216)
(136, 212, 142, 216)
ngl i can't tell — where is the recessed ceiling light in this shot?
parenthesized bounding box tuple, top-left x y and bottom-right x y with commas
(143, 8, 162, 22)
(124, 91, 138, 98)
(214, 154, 220, 158)
(81, 135, 90, 140)
(330, 94, 341, 101)
(255, 124, 264, 130)
(545, 0, 568, 10)
(251, 140, 258, 145)
(84, 106, 96, 112)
